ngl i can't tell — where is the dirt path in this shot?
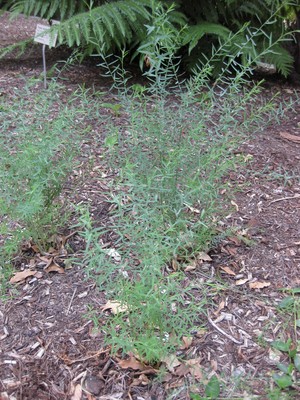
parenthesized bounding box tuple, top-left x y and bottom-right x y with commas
(0, 12, 300, 400)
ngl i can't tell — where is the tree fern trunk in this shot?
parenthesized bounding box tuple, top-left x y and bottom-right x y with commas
(294, 9, 300, 73)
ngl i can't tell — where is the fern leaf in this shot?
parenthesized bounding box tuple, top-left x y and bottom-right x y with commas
(80, 15, 92, 44)
(40, 2, 50, 18)
(64, 22, 74, 47)
(101, 4, 116, 39)
(262, 43, 293, 77)
(50, 0, 151, 53)
(59, 0, 68, 20)
(183, 22, 231, 54)
(109, 5, 126, 37)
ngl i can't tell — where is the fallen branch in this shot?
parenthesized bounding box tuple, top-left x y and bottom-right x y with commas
(268, 193, 300, 206)
(207, 314, 243, 345)
(59, 348, 109, 365)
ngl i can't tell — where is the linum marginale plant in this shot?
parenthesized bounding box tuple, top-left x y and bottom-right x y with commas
(0, 80, 91, 277)
(78, 4, 288, 364)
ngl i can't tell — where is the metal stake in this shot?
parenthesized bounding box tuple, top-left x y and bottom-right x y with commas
(42, 44, 47, 89)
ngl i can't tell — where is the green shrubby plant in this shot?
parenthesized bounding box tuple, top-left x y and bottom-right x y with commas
(0, 81, 90, 264)
(77, 8, 283, 364)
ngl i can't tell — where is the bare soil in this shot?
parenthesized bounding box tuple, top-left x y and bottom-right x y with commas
(0, 12, 300, 400)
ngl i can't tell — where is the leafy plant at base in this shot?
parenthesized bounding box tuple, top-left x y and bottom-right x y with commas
(190, 375, 221, 399)
(269, 289, 300, 395)
(271, 338, 300, 390)
(0, 81, 89, 267)
(277, 288, 300, 331)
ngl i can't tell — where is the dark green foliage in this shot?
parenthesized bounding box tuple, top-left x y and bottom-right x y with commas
(179, 0, 295, 77)
(3, 0, 85, 20)
(1, 0, 297, 77)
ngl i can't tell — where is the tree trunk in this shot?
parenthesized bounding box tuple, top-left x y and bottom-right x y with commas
(294, 10, 300, 73)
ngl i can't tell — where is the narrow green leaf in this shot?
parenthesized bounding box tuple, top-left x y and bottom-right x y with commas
(205, 375, 220, 399)
(277, 363, 289, 374)
(271, 339, 291, 352)
(289, 288, 300, 294)
(288, 363, 295, 374)
(294, 354, 300, 372)
(289, 348, 297, 359)
(272, 373, 293, 389)
(190, 394, 202, 400)
(278, 296, 294, 310)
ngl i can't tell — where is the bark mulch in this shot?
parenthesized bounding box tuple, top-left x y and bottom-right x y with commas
(0, 12, 300, 400)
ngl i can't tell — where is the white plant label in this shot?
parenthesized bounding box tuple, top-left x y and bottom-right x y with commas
(34, 23, 58, 47)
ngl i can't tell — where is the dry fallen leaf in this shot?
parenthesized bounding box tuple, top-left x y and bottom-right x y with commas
(197, 252, 212, 262)
(161, 354, 181, 373)
(249, 281, 270, 289)
(44, 262, 65, 274)
(220, 266, 236, 276)
(31, 244, 40, 253)
(38, 255, 53, 265)
(235, 278, 249, 286)
(184, 264, 196, 272)
(48, 247, 58, 254)
(228, 236, 241, 246)
(226, 246, 237, 256)
(10, 270, 37, 284)
(118, 355, 145, 370)
(102, 300, 128, 315)
(171, 258, 179, 271)
(213, 300, 225, 316)
(181, 336, 193, 349)
(279, 131, 300, 143)
(130, 374, 150, 387)
(166, 378, 185, 390)
(118, 355, 157, 374)
(186, 358, 203, 381)
(174, 363, 190, 377)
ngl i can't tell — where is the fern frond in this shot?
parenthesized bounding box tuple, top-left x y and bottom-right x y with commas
(183, 22, 231, 54)
(262, 43, 294, 77)
(50, 0, 151, 54)
(6, 0, 86, 20)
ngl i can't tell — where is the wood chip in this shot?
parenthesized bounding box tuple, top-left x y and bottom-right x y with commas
(279, 131, 300, 143)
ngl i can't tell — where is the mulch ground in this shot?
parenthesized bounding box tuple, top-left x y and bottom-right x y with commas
(0, 12, 300, 400)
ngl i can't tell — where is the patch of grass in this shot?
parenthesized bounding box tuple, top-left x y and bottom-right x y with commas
(0, 81, 90, 273)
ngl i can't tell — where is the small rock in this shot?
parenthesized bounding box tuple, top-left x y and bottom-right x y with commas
(84, 375, 103, 395)
(232, 366, 246, 378)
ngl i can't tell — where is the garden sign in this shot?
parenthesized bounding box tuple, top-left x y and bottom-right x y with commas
(34, 22, 59, 89)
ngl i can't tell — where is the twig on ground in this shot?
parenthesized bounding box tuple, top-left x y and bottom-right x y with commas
(66, 288, 77, 315)
(207, 314, 244, 345)
(268, 193, 300, 206)
(59, 348, 109, 365)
